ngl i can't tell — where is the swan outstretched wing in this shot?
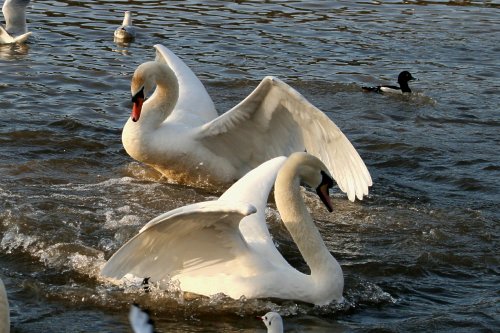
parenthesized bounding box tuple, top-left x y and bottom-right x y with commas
(101, 201, 256, 281)
(220, 156, 285, 246)
(197, 76, 372, 201)
(2, 0, 30, 36)
(153, 44, 217, 124)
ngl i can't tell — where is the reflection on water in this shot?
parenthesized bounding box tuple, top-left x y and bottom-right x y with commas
(0, 0, 499, 332)
(0, 43, 29, 60)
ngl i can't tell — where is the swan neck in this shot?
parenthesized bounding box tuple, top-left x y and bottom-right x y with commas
(142, 63, 179, 126)
(274, 163, 339, 278)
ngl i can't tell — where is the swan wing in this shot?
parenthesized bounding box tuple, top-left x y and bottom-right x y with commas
(153, 44, 217, 124)
(197, 76, 372, 201)
(101, 201, 256, 281)
(220, 156, 286, 247)
(220, 156, 286, 214)
(2, 0, 30, 36)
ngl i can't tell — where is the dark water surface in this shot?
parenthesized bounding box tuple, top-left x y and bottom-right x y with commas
(1, 0, 499, 332)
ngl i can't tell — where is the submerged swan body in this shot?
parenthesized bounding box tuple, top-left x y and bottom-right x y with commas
(0, 0, 31, 44)
(101, 153, 344, 306)
(123, 44, 372, 201)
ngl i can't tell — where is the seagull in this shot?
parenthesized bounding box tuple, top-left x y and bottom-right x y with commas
(114, 11, 136, 41)
(259, 312, 284, 333)
(129, 303, 155, 333)
(0, 0, 31, 44)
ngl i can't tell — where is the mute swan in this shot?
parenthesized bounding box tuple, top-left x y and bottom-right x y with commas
(260, 312, 284, 333)
(129, 303, 155, 333)
(114, 11, 136, 41)
(123, 44, 372, 201)
(0, 0, 31, 44)
(362, 71, 417, 93)
(101, 152, 344, 306)
(0, 277, 9, 333)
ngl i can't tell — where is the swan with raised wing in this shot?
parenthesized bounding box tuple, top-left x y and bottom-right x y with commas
(123, 44, 372, 201)
(101, 153, 344, 306)
(0, 0, 31, 44)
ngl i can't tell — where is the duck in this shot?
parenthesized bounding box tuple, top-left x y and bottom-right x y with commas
(0, 0, 31, 44)
(122, 44, 372, 202)
(101, 152, 345, 306)
(362, 71, 416, 93)
(129, 303, 155, 333)
(260, 312, 284, 333)
(114, 11, 136, 41)
(0, 277, 9, 333)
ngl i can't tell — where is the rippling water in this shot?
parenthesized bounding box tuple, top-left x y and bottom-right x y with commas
(1, 0, 499, 332)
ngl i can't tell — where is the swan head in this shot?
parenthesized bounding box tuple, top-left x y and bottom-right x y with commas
(130, 61, 159, 122)
(288, 152, 335, 212)
(259, 312, 283, 332)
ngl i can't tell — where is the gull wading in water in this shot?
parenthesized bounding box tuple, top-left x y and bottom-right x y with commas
(123, 44, 372, 201)
(0, 0, 31, 44)
(114, 11, 136, 42)
(260, 312, 284, 333)
(101, 153, 344, 306)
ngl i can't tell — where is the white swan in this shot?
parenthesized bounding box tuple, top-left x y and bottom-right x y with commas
(0, 0, 31, 44)
(101, 152, 344, 306)
(0, 277, 9, 333)
(123, 44, 372, 201)
(260, 312, 284, 333)
(114, 11, 136, 41)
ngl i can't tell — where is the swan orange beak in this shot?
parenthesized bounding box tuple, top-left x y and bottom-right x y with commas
(131, 87, 145, 122)
(316, 171, 334, 212)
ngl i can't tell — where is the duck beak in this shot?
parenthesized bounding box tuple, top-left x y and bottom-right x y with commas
(316, 171, 334, 212)
(131, 87, 145, 122)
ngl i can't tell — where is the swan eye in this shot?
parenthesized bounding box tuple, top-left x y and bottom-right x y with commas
(132, 86, 145, 103)
(320, 170, 334, 188)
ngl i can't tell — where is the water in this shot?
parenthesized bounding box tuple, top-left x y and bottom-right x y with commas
(1, 0, 499, 332)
